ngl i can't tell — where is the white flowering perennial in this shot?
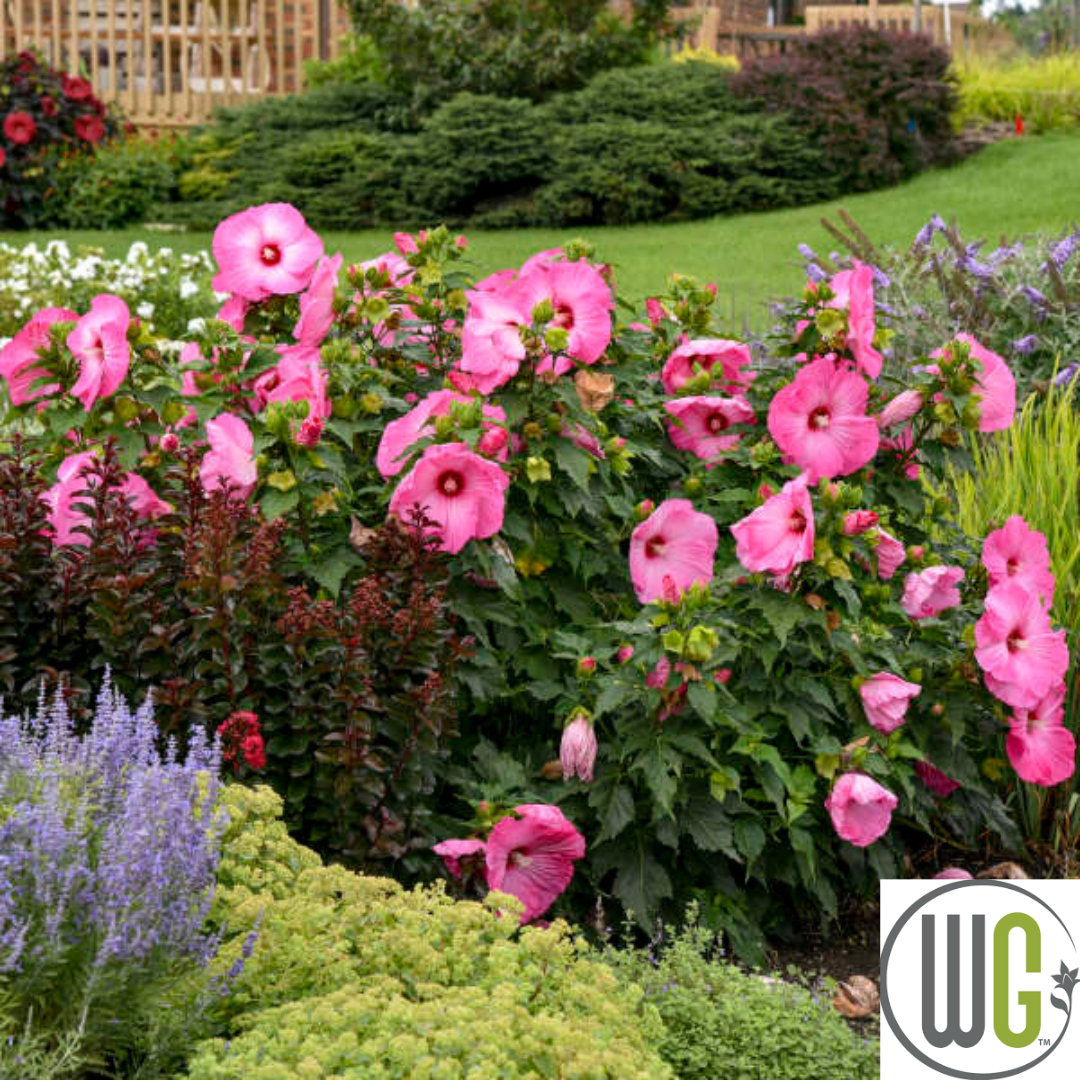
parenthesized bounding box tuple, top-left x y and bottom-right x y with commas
(0, 240, 216, 339)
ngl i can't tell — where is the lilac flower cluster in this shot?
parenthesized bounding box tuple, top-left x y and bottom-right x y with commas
(0, 674, 224, 991)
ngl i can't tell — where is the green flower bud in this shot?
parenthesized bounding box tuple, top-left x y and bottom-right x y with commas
(685, 625, 719, 662)
(525, 456, 552, 483)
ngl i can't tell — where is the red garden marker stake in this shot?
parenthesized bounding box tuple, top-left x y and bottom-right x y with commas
(1015, 113, 1025, 136)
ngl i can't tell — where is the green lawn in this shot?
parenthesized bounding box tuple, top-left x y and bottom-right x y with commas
(3, 132, 1077, 327)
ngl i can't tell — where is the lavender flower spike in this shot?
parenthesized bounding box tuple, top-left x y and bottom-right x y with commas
(1011, 335, 1038, 356)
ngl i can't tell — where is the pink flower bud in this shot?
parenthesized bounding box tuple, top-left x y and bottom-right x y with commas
(825, 483, 841, 503)
(843, 510, 879, 536)
(404, 392, 419, 403)
(661, 574, 681, 605)
(447, 369, 476, 394)
(295, 415, 324, 448)
(455, 235, 468, 249)
(159, 432, 180, 454)
(646, 655, 671, 689)
(714, 668, 732, 684)
(705, 283, 718, 297)
(617, 645, 635, 664)
(878, 390, 924, 430)
(645, 298, 666, 327)
(635, 499, 655, 521)
(577, 656, 597, 675)
(933, 867, 972, 880)
(560, 713, 597, 782)
(757, 483, 774, 502)
(908, 544, 925, 562)
(478, 427, 509, 457)
(824, 772, 898, 848)
(393, 232, 418, 256)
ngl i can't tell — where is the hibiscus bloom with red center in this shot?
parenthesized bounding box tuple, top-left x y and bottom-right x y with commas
(664, 394, 755, 462)
(1006, 683, 1075, 787)
(767, 356, 879, 482)
(981, 514, 1055, 607)
(62, 74, 94, 101)
(484, 804, 585, 923)
(74, 114, 105, 144)
(629, 498, 718, 604)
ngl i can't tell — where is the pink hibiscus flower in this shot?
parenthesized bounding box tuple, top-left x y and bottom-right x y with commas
(459, 284, 533, 394)
(66, 295, 131, 411)
(900, 565, 964, 620)
(217, 295, 249, 332)
(211, 202, 324, 302)
(664, 395, 755, 461)
(1006, 683, 1076, 787)
(981, 515, 1055, 607)
(254, 345, 331, 421)
(881, 427, 920, 480)
(730, 474, 815, 577)
(934, 868, 973, 880)
(432, 838, 486, 880)
(827, 261, 883, 379)
(915, 760, 960, 798)
(484, 804, 586, 923)
(929, 334, 1016, 433)
(524, 259, 614, 367)
(824, 772, 898, 848)
(859, 672, 921, 734)
(43, 453, 170, 547)
(377, 390, 508, 478)
(661, 339, 753, 396)
(975, 581, 1069, 709)
(389, 442, 509, 554)
(874, 528, 906, 580)
(629, 498, 718, 604)
(200, 414, 258, 498)
(767, 356, 879, 482)
(0, 306, 76, 405)
(294, 252, 343, 346)
(843, 510, 879, 536)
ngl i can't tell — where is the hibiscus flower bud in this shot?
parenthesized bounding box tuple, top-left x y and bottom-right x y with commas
(843, 510, 879, 536)
(577, 656, 597, 676)
(685, 625, 719, 662)
(159, 432, 180, 454)
(878, 390, 924, 430)
(478, 427, 508, 457)
(617, 645, 635, 664)
(646, 298, 666, 326)
(859, 672, 921, 734)
(824, 772, 898, 848)
(295, 415, 324, 448)
(714, 667, 732, 684)
(560, 711, 597, 782)
(908, 544, 926, 562)
(635, 499, 655, 521)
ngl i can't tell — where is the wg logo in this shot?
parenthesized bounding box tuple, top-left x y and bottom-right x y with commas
(880, 880, 1080, 1079)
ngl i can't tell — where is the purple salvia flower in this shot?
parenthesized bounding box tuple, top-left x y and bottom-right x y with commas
(806, 263, 828, 283)
(1011, 335, 1038, 355)
(871, 266, 890, 290)
(1020, 285, 1048, 306)
(1055, 365, 1080, 387)
(797, 243, 817, 262)
(1050, 234, 1079, 267)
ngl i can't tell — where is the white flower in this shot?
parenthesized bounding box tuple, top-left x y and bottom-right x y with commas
(137, 302, 156, 319)
(187, 317, 207, 334)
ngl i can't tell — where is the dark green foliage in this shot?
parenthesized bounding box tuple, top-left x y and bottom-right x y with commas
(731, 27, 960, 193)
(607, 914, 880, 1080)
(534, 113, 836, 227)
(347, 0, 670, 113)
(53, 137, 182, 228)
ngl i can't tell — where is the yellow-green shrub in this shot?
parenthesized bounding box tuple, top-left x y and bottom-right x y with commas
(955, 54, 1080, 132)
(195, 784, 671, 1079)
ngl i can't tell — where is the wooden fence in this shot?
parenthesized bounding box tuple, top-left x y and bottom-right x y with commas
(805, 3, 1013, 51)
(0, 0, 350, 126)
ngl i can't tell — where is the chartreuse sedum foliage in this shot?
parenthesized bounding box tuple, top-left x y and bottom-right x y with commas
(191, 783, 671, 1080)
(606, 915, 879, 1080)
(955, 54, 1080, 133)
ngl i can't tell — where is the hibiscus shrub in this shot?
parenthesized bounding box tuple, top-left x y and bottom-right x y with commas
(0, 50, 122, 228)
(2, 201, 1071, 954)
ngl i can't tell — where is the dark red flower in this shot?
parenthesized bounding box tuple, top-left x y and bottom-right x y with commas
(0, 147, 5, 169)
(74, 114, 105, 144)
(3, 111, 37, 145)
(41, 96, 58, 117)
(61, 74, 93, 101)
(241, 733, 266, 770)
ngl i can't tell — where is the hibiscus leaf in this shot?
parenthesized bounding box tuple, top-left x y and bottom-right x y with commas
(306, 545, 357, 598)
(683, 784, 738, 858)
(261, 486, 299, 521)
(611, 840, 673, 927)
(734, 818, 766, 868)
(633, 747, 678, 818)
(554, 439, 591, 492)
(749, 592, 804, 649)
(594, 680, 635, 718)
(591, 782, 635, 843)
